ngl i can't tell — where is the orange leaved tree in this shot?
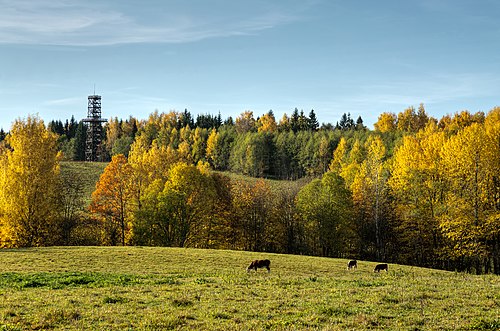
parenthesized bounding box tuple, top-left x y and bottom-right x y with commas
(90, 154, 135, 245)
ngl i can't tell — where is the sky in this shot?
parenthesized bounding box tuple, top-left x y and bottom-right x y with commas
(1, 0, 499, 131)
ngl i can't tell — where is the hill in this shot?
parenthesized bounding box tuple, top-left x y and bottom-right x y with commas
(0, 247, 498, 330)
(60, 161, 309, 206)
(60, 161, 107, 205)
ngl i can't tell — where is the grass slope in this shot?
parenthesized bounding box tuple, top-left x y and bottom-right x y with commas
(0, 247, 498, 330)
(60, 161, 107, 205)
(59, 162, 306, 207)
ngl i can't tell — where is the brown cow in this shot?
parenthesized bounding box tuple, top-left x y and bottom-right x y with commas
(347, 260, 357, 270)
(247, 259, 271, 273)
(374, 263, 388, 272)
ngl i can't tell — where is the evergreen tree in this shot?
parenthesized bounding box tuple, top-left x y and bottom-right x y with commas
(74, 121, 87, 161)
(67, 115, 78, 139)
(216, 111, 223, 128)
(308, 109, 319, 131)
(291, 108, 300, 133)
(48, 120, 65, 136)
(298, 110, 308, 131)
(131, 118, 138, 138)
(179, 109, 195, 129)
(356, 116, 365, 130)
(278, 113, 291, 132)
(338, 113, 348, 130)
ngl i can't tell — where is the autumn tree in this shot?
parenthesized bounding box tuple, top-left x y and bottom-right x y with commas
(439, 117, 500, 273)
(161, 162, 216, 247)
(0, 115, 62, 247)
(397, 106, 418, 132)
(396, 104, 431, 133)
(105, 117, 123, 156)
(340, 139, 364, 189)
(205, 126, 235, 171)
(329, 137, 347, 173)
(389, 122, 447, 267)
(257, 110, 278, 133)
(235, 111, 256, 134)
(133, 162, 216, 247)
(439, 110, 485, 135)
(350, 135, 392, 260)
(374, 112, 397, 133)
(90, 154, 135, 245)
(191, 127, 209, 163)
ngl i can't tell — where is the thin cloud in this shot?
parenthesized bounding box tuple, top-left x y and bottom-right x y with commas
(43, 97, 81, 106)
(0, 0, 302, 46)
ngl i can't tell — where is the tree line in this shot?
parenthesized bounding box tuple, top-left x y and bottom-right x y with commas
(0, 105, 498, 275)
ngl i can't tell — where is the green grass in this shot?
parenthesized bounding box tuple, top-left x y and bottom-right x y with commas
(60, 161, 107, 205)
(0, 247, 498, 330)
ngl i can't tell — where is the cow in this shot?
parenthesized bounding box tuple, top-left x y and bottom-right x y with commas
(374, 263, 388, 272)
(347, 260, 357, 270)
(247, 259, 271, 273)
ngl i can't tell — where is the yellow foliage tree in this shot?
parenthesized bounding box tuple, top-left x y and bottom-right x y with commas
(389, 122, 447, 266)
(159, 162, 216, 247)
(0, 115, 62, 247)
(258, 112, 278, 133)
(329, 137, 347, 173)
(374, 112, 397, 132)
(439, 119, 500, 271)
(206, 129, 218, 168)
(351, 135, 390, 260)
(340, 140, 364, 190)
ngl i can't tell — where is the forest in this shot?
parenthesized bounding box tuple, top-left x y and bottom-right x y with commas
(0, 105, 499, 274)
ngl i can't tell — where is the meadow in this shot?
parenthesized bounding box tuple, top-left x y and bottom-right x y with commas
(60, 162, 107, 204)
(0, 246, 498, 330)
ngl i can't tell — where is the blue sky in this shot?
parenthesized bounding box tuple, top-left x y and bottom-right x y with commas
(1, 0, 499, 131)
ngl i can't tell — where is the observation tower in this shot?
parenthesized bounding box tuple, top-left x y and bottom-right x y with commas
(83, 94, 107, 161)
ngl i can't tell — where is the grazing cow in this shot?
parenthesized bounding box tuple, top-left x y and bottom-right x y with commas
(374, 263, 388, 272)
(347, 260, 357, 270)
(247, 259, 271, 273)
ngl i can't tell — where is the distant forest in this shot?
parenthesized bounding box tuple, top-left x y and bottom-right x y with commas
(42, 108, 365, 179)
(0, 105, 499, 275)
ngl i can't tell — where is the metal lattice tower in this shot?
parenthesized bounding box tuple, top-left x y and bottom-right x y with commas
(83, 95, 107, 162)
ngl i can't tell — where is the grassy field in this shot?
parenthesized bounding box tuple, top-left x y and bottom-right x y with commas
(0, 247, 498, 330)
(60, 161, 108, 205)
